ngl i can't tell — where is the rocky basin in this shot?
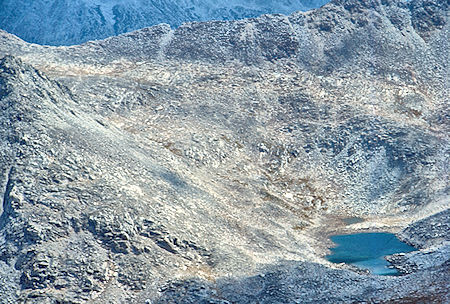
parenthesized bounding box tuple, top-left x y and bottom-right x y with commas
(0, 0, 448, 303)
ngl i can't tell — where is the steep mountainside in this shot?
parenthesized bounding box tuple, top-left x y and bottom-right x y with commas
(0, 0, 448, 303)
(0, 0, 329, 46)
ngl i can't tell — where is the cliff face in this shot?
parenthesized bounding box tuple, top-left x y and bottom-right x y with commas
(0, 0, 329, 46)
(0, 0, 448, 303)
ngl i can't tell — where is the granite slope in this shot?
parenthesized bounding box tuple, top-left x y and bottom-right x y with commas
(0, 0, 448, 303)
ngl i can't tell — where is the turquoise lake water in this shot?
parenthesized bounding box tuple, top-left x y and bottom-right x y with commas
(326, 232, 416, 276)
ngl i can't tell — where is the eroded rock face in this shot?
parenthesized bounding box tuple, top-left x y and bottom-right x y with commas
(0, 0, 448, 303)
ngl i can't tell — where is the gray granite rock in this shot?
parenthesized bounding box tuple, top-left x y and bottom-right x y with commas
(0, 0, 448, 303)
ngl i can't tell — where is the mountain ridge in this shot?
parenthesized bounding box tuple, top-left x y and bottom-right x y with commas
(0, 0, 330, 46)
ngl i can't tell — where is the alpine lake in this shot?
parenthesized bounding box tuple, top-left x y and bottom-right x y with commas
(326, 231, 416, 276)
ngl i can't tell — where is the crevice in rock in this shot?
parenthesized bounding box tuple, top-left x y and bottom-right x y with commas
(0, 166, 14, 229)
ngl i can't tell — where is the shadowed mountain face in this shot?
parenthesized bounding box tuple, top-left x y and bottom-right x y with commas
(0, 0, 449, 303)
(0, 0, 330, 46)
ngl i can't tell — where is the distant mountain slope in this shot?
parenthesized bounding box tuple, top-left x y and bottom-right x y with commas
(0, 0, 329, 45)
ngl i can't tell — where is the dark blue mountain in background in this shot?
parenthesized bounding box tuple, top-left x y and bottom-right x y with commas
(0, 0, 329, 46)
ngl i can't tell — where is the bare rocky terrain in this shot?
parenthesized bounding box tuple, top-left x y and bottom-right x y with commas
(0, 0, 448, 303)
